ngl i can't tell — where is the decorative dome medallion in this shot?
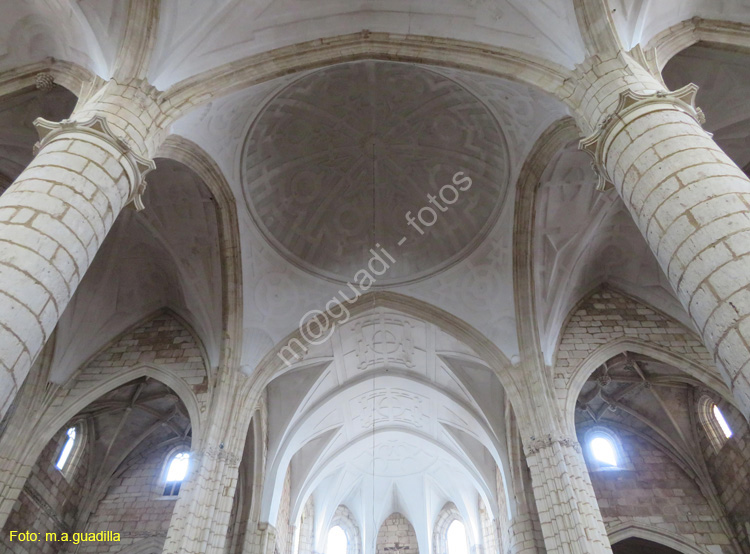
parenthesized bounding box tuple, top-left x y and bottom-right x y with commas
(242, 61, 509, 285)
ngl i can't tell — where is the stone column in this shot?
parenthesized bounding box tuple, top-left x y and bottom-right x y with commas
(0, 79, 163, 418)
(576, 53, 750, 416)
(511, 364, 611, 554)
(163, 370, 251, 554)
(522, 434, 611, 554)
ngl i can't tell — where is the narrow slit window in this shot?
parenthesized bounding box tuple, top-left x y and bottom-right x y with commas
(713, 405, 733, 439)
(55, 427, 76, 470)
(163, 452, 190, 496)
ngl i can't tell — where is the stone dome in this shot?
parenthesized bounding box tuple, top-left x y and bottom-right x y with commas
(242, 61, 509, 285)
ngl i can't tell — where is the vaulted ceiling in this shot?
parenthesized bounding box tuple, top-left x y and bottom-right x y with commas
(262, 308, 510, 554)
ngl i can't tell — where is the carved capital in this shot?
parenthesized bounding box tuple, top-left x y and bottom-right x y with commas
(579, 83, 704, 192)
(525, 434, 581, 456)
(33, 115, 155, 211)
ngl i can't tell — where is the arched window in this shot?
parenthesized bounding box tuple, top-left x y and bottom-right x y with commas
(55, 427, 76, 470)
(698, 395, 734, 452)
(583, 427, 629, 471)
(163, 451, 190, 496)
(446, 520, 468, 554)
(590, 436, 617, 466)
(326, 525, 348, 554)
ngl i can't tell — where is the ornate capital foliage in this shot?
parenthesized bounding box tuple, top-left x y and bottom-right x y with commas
(579, 83, 705, 192)
(33, 115, 155, 211)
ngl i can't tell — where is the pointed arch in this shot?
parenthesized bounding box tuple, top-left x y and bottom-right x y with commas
(240, 291, 517, 413)
(607, 522, 714, 554)
(563, 338, 733, 434)
(155, 135, 243, 373)
(160, 33, 574, 121)
(646, 18, 750, 73)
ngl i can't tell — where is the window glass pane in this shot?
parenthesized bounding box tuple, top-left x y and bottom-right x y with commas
(590, 436, 617, 466)
(326, 525, 347, 554)
(166, 452, 190, 482)
(713, 405, 733, 438)
(447, 520, 468, 554)
(55, 427, 76, 470)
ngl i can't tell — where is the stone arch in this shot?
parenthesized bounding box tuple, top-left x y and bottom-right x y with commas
(41, 361, 202, 455)
(19, 309, 211, 482)
(240, 291, 518, 415)
(161, 34, 574, 121)
(155, 135, 243, 372)
(562, 338, 732, 434)
(647, 18, 750, 73)
(249, 292, 515, 533)
(553, 286, 728, 429)
(0, 59, 97, 103)
(607, 522, 714, 554)
(376, 512, 420, 554)
(510, 116, 580, 367)
(432, 503, 465, 554)
(329, 505, 363, 554)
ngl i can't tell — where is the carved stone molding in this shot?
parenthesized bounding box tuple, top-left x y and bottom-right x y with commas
(525, 434, 581, 456)
(34, 72, 55, 92)
(33, 115, 155, 211)
(579, 83, 705, 192)
(193, 445, 242, 468)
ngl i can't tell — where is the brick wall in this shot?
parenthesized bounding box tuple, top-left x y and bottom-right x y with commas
(699, 394, 750, 550)
(376, 513, 419, 554)
(586, 431, 734, 553)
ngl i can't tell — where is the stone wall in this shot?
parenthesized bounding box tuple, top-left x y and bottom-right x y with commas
(587, 431, 734, 553)
(555, 287, 714, 412)
(0, 425, 89, 554)
(376, 513, 419, 554)
(699, 395, 750, 551)
(275, 466, 293, 554)
(76, 440, 182, 553)
(297, 497, 315, 554)
(479, 500, 497, 554)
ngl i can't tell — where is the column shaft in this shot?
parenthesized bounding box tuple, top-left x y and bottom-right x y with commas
(0, 80, 159, 418)
(163, 371, 250, 554)
(579, 57, 750, 414)
(608, 107, 750, 412)
(524, 436, 611, 554)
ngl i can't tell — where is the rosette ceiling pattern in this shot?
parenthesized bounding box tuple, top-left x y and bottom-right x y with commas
(242, 61, 509, 286)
